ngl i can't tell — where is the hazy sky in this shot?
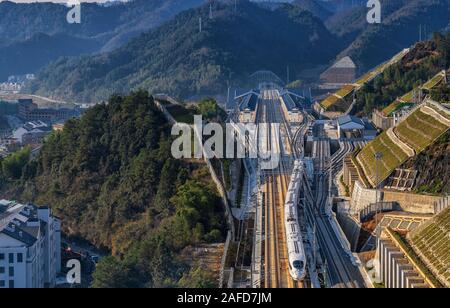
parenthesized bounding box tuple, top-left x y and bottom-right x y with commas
(0, 1, 126, 3)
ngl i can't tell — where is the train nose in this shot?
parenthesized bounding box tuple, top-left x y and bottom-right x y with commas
(294, 270, 305, 280)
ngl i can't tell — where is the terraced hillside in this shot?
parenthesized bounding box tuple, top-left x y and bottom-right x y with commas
(382, 71, 447, 116)
(356, 102, 450, 187)
(357, 131, 410, 186)
(409, 207, 450, 288)
(395, 109, 448, 152)
(319, 49, 409, 111)
(382, 89, 418, 117)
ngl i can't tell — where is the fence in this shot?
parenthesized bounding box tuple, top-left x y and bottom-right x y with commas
(155, 96, 235, 238)
(154, 96, 236, 288)
(434, 195, 449, 215)
(218, 231, 232, 288)
(359, 202, 399, 222)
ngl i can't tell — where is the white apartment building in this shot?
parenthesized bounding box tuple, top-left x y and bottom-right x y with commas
(0, 200, 61, 288)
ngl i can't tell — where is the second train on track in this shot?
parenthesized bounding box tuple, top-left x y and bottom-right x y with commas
(284, 160, 307, 281)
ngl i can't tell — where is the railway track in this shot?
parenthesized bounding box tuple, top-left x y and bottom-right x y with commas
(310, 124, 365, 288)
(261, 91, 306, 288)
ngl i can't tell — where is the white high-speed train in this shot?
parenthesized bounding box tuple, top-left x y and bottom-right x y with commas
(285, 160, 307, 281)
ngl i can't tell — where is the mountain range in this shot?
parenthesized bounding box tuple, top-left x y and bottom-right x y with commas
(0, 0, 204, 80)
(2, 0, 450, 103)
(332, 0, 450, 70)
(25, 1, 341, 103)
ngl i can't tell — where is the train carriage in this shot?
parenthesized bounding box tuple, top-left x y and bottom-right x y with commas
(284, 160, 307, 281)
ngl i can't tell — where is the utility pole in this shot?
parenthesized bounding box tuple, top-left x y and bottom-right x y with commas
(287, 66, 290, 85)
(199, 17, 202, 33)
(419, 24, 422, 42)
(227, 85, 231, 107)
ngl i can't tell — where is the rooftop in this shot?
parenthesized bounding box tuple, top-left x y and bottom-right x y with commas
(239, 92, 259, 112)
(332, 56, 356, 69)
(0, 200, 44, 247)
(337, 115, 366, 127)
(23, 120, 49, 131)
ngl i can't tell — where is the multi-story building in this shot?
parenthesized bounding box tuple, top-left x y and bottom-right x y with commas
(13, 120, 52, 146)
(0, 118, 10, 138)
(0, 200, 61, 288)
(18, 99, 81, 124)
(18, 99, 38, 119)
(320, 56, 357, 86)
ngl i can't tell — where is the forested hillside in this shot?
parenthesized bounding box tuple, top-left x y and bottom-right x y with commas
(293, 0, 332, 20)
(0, 33, 102, 81)
(354, 33, 450, 115)
(0, 0, 203, 80)
(0, 91, 226, 287)
(26, 1, 341, 103)
(333, 0, 450, 72)
(403, 132, 450, 195)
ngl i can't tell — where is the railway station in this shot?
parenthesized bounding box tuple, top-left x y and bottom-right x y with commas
(236, 90, 260, 123)
(226, 71, 449, 289)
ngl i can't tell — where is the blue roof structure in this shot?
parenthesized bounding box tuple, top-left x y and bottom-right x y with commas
(239, 92, 259, 111)
(337, 115, 364, 126)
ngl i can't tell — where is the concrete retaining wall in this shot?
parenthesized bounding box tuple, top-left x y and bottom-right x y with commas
(350, 181, 440, 215)
(382, 191, 439, 214)
(336, 212, 361, 251)
(350, 181, 381, 215)
(387, 127, 415, 157)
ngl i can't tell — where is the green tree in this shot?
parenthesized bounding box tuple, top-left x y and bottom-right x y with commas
(92, 256, 141, 288)
(178, 266, 216, 288)
(1, 147, 31, 180)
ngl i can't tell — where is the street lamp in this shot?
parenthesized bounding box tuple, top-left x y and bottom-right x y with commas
(374, 152, 383, 248)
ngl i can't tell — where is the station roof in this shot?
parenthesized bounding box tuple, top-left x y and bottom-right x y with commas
(239, 93, 259, 112)
(281, 93, 299, 111)
(280, 90, 305, 111)
(337, 115, 364, 128)
(337, 115, 377, 131)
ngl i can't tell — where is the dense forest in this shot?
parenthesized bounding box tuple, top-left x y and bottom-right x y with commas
(3, 0, 450, 90)
(0, 0, 203, 49)
(0, 91, 226, 287)
(26, 1, 341, 103)
(403, 132, 450, 195)
(354, 33, 450, 115)
(0, 0, 204, 80)
(431, 83, 450, 103)
(333, 0, 450, 73)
